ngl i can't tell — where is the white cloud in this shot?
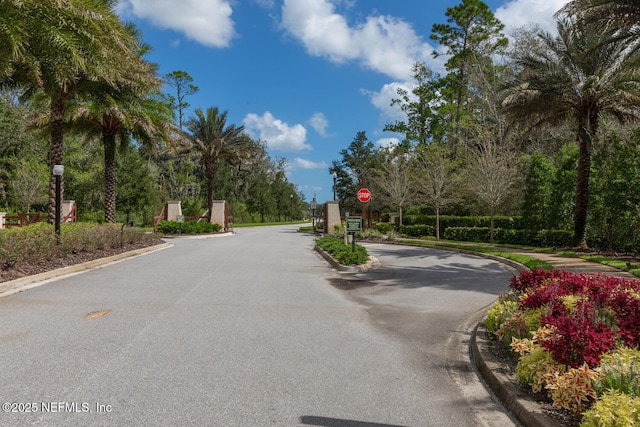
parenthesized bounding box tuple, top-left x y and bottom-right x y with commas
(375, 137, 400, 148)
(289, 158, 328, 170)
(308, 112, 331, 137)
(496, 0, 570, 36)
(243, 111, 311, 152)
(364, 81, 411, 123)
(281, 0, 433, 80)
(118, 0, 236, 48)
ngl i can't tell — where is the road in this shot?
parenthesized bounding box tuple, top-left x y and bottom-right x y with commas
(0, 225, 516, 426)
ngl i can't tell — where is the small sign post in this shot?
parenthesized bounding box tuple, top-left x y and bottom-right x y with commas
(176, 215, 185, 235)
(346, 216, 362, 252)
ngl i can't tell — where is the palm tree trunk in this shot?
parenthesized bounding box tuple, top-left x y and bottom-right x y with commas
(104, 133, 117, 223)
(48, 96, 65, 224)
(573, 119, 594, 248)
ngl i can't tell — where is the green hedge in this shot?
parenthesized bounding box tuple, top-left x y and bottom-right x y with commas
(442, 227, 572, 247)
(402, 215, 524, 230)
(157, 220, 222, 234)
(399, 224, 436, 238)
(316, 236, 369, 265)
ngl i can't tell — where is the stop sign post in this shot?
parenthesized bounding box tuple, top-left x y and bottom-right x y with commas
(357, 188, 371, 203)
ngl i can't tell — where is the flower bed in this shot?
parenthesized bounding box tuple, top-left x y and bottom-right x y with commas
(486, 269, 640, 425)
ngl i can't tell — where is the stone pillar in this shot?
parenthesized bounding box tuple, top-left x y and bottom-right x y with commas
(210, 200, 226, 228)
(62, 200, 76, 222)
(323, 201, 341, 234)
(166, 201, 182, 221)
(0, 212, 5, 229)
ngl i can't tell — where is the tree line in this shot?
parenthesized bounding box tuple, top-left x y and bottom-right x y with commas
(0, 0, 304, 226)
(1, 0, 640, 251)
(330, 0, 640, 251)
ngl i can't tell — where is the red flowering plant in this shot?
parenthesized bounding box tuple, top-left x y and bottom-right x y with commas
(540, 299, 616, 368)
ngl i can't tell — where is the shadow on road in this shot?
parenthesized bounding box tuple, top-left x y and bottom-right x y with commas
(300, 416, 407, 427)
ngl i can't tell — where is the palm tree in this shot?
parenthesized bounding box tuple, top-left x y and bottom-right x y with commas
(2, 0, 154, 223)
(560, 1, 640, 29)
(69, 87, 175, 223)
(186, 107, 251, 222)
(503, 17, 640, 247)
(65, 23, 175, 223)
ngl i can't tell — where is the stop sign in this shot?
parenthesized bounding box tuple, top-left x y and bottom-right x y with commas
(357, 188, 371, 203)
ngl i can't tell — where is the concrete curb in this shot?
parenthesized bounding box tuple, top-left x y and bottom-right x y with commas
(471, 324, 564, 427)
(0, 242, 172, 298)
(313, 245, 377, 273)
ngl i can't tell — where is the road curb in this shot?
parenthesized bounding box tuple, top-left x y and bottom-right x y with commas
(313, 245, 377, 273)
(0, 242, 172, 298)
(471, 324, 564, 427)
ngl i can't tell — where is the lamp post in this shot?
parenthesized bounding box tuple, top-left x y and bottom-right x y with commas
(53, 164, 64, 238)
(290, 194, 294, 223)
(332, 172, 337, 201)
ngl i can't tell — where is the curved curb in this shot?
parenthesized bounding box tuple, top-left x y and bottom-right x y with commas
(313, 245, 377, 273)
(471, 324, 563, 427)
(0, 242, 172, 298)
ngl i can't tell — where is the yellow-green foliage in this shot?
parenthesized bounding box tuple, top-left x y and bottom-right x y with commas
(581, 390, 640, 427)
(547, 363, 598, 415)
(522, 307, 544, 333)
(595, 347, 640, 398)
(485, 298, 519, 332)
(515, 345, 553, 384)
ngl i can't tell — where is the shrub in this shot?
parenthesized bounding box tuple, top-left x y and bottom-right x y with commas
(582, 390, 640, 427)
(0, 222, 157, 270)
(546, 363, 599, 415)
(374, 222, 392, 234)
(485, 296, 519, 332)
(541, 301, 616, 368)
(316, 236, 369, 266)
(157, 220, 221, 234)
(399, 224, 435, 238)
(595, 347, 640, 398)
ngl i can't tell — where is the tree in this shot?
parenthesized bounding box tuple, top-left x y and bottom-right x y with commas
(371, 149, 415, 227)
(560, 1, 640, 38)
(165, 70, 199, 130)
(329, 131, 381, 216)
(430, 0, 508, 150)
(116, 145, 161, 225)
(67, 28, 174, 223)
(461, 139, 518, 242)
(8, 157, 48, 212)
(2, 0, 157, 223)
(384, 62, 438, 146)
(186, 107, 251, 222)
(415, 143, 459, 239)
(502, 17, 640, 247)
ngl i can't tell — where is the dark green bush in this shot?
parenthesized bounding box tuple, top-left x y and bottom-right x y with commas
(157, 220, 222, 234)
(316, 236, 369, 265)
(374, 222, 392, 234)
(399, 224, 435, 238)
(442, 227, 573, 247)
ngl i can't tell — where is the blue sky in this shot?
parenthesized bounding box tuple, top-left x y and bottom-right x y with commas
(115, 0, 568, 204)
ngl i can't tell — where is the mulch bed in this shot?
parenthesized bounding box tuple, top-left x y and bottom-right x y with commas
(0, 237, 165, 283)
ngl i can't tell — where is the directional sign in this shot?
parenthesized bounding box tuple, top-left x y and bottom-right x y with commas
(346, 216, 362, 233)
(357, 188, 371, 203)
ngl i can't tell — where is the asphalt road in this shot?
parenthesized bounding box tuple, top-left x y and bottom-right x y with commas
(0, 225, 517, 426)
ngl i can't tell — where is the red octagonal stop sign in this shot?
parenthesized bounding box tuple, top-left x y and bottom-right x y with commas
(357, 188, 371, 203)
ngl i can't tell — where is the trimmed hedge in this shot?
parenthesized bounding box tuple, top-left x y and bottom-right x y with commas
(402, 215, 524, 230)
(157, 220, 222, 234)
(316, 236, 369, 266)
(442, 227, 572, 247)
(399, 224, 435, 238)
